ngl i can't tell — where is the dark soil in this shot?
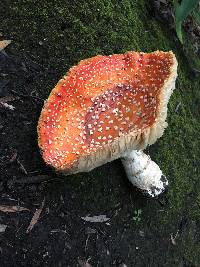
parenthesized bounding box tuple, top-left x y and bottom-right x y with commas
(0, 0, 200, 266)
(0, 50, 164, 267)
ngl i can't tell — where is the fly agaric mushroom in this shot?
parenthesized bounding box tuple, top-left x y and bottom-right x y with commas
(38, 51, 178, 197)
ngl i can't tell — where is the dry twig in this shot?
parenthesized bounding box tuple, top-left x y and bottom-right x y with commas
(26, 198, 45, 233)
(15, 175, 53, 184)
(17, 159, 28, 175)
(0, 205, 29, 213)
(81, 215, 110, 223)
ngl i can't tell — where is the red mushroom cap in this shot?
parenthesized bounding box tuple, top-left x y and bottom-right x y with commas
(38, 51, 177, 174)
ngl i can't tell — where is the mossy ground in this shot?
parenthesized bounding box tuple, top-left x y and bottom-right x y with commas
(1, 0, 200, 266)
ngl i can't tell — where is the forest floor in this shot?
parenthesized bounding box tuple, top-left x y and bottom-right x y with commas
(0, 0, 200, 266)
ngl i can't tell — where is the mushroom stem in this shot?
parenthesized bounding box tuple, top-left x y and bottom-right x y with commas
(121, 150, 168, 197)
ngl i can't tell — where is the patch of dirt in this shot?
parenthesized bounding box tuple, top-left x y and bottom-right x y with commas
(0, 47, 172, 267)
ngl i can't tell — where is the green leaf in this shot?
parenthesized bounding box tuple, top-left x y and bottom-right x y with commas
(174, 0, 199, 43)
(176, 21, 183, 43)
(137, 209, 142, 215)
(192, 8, 200, 26)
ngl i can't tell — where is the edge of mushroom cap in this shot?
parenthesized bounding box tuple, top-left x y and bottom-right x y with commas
(65, 51, 178, 174)
(38, 51, 178, 175)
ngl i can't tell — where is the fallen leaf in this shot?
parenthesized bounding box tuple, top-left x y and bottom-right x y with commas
(50, 229, 69, 235)
(119, 264, 128, 267)
(158, 0, 167, 3)
(175, 102, 181, 112)
(0, 224, 7, 233)
(85, 227, 96, 234)
(0, 96, 19, 103)
(26, 198, 45, 233)
(0, 40, 11, 51)
(0, 205, 29, 213)
(9, 150, 18, 163)
(0, 149, 17, 166)
(0, 102, 15, 110)
(170, 234, 176, 245)
(15, 174, 51, 184)
(170, 230, 179, 245)
(78, 259, 92, 267)
(81, 215, 110, 223)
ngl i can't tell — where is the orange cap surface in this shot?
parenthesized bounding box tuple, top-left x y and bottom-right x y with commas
(38, 51, 177, 171)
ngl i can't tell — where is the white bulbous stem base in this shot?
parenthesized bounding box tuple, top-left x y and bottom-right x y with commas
(121, 150, 168, 197)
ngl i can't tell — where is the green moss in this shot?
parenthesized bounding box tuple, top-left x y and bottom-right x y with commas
(1, 0, 200, 265)
(183, 30, 200, 70)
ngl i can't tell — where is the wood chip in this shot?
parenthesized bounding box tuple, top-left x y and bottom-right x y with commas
(26, 198, 45, 233)
(0, 40, 11, 51)
(0, 205, 29, 213)
(81, 215, 110, 223)
(0, 224, 7, 233)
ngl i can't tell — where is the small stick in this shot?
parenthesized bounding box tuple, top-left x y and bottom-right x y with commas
(0, 205, 29, 213)
(17, 159, 28, 175)
(26, 198, 45, 233)
(0, 102, 15, 110)
(15, 175, 53, 184)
